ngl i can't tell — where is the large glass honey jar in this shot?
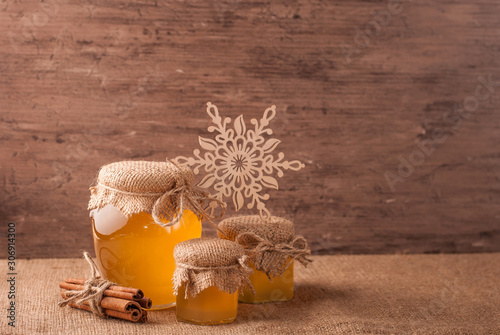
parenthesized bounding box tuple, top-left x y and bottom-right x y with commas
(88, 160, 208, 309)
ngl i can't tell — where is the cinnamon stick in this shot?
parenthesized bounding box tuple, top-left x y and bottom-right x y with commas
(139, 310, 148, 323)
(64, 278, 144, 299)
(136, 297, 152, 309)
(61, 290, 142, 313)
(66, 301, 143, 322)
(59, 281, 152, 309)
(61, 291, 147, 323)
(59, 282, 136, 301)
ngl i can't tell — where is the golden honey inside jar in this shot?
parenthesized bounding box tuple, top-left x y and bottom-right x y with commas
(239, 261, 294, 303)
(92, 205, 201, 309)
(173, 238, 251, 325)
(88, 160, 210, 310)
(218, 215, 311, 304)
(176, 285, 238, 325)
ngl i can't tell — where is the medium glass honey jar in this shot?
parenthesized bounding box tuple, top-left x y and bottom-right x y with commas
(88, 160, 215, 309)
(218, 215, 311, 304)
(173, 238, 252, 325)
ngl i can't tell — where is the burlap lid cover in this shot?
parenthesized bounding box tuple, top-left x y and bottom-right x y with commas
(88, 160, 218, 226)
(173, 238, 253, 298)
(218, 215, 312, 278)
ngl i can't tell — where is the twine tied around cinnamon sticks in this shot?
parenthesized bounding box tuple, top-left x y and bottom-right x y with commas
(58, 252, 151, 322)
(236, 232, 312, 278)
(88, 159, 226, 229)
(58, 252, 115, 318)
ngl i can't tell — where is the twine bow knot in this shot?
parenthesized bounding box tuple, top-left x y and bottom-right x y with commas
(152, 159, 226, 228)
(58, 252, 114, 318)
(236, 232, 312, 277)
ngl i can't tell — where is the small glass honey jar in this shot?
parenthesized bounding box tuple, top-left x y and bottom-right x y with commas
(218, 215, 311, 303)
(173, 238, 252, 325)
(88, 160, 217, 309)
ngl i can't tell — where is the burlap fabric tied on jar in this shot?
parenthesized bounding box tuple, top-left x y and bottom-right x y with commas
(218, 215, 312, 278)
(173, 238, 253, 298)
(88, 160, 224, 227)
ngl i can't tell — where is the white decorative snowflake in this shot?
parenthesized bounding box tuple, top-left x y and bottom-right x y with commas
(175, 102, 305, 219)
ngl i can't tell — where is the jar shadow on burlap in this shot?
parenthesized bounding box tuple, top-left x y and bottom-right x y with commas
(235, 283, 356, 324)
(144, 283, 356, 325)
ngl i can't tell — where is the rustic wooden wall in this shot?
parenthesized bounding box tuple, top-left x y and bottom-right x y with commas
(2, 0, 500, 258)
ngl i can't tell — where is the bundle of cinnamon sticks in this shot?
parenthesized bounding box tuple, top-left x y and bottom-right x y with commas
(59, 278, 151, 323)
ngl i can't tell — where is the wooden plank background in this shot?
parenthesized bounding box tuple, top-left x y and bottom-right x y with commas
(1, 0, 500, 258)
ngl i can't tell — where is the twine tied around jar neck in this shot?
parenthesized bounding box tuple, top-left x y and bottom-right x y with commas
(175, 254, 252, 272)
(58, 252, 114, 318)
(236, 232, 313, 278)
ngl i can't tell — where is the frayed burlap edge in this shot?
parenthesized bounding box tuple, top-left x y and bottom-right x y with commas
(173, 255, 254, 299)
(89, 185, 162, 218)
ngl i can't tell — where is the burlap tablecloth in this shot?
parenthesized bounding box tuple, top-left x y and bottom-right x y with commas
(2, 254, 499, 334)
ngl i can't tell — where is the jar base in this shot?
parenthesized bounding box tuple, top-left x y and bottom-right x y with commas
(176, 315, 236, 325)
(238, 295, 293, 304)
(148, 302, 176, 310)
